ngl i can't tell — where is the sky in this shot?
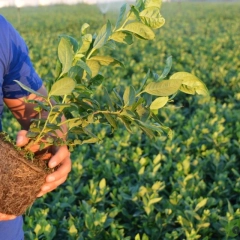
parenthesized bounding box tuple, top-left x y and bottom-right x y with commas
(0, 0, 128, 7)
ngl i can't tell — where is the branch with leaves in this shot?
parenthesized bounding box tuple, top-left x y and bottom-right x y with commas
(15, 0, 209, 150)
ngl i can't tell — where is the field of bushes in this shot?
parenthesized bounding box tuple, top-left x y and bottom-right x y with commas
(1, 1, 240, 239)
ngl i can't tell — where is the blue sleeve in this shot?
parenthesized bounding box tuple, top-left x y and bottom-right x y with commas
(0, 15, 42, 99)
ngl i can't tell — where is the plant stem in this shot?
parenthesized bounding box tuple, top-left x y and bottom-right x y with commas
(93, 110, 120, 116)
(33, 98, 53, 144)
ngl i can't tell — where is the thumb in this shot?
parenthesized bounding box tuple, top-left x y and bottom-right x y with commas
(16, 130, 29, 147)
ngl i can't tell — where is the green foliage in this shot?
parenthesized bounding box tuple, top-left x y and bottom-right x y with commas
(14, 0, 208, 149)
(1, 1, 239, 240)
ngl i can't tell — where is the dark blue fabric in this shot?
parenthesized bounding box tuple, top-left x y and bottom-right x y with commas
(0, 217, 24, 240)
(0, 15, 43, 239)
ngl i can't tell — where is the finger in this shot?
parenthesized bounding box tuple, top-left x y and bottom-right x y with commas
(0, 213, 16, 221)
(16, 130, 29, 147)
(37, 176, 68, 197)
(48, 146, 70, 168)
(46, 156, 71, 183)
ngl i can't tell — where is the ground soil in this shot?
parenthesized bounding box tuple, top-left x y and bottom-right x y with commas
(0, 134, 49, 216)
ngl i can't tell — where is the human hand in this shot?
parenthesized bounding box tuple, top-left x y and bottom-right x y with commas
(0, 213, 16, 221)
(16, 130, 71, 197)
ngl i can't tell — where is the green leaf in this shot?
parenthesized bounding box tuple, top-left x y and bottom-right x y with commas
(103, 87, 115, 111)
(115, 3, 127, 29)
(110, 31, 134, 45)
(136, 105, 150, 122)
(195, 198, 208, 212)
(150, 96, 168, 110)
(132, 97, 144, 111)
(64, 118, 82, 130)
(137, 69, 151, 93)
(103, 113, 117, 129)
(82, 138, 99, 144)
(128, 5, 141, 22)
(99, 178, 106, 189)
(86, 60, 100, 78)
(135, 119, 163, 135)
(123, 86, 136, 107)
(89, 56, 124, 68)
(77, 59, 92, 77)
(104, 39, 116, 50)
(113, 88, 123, 106)
(119, 116, 132, 133)
(135, 234, 141, 240)
(81, 23, 90, 35)
(122, 22, 155, 40)
(58, 37, 74, 76)
(158, 56, 172, 81)
(149, 197, 162, 205)
(34, 224, 42, 236)
(69, 224, 78, 236)
(14, 80, 46, 98)
(68, 65, 84, 82)
(144, 78, 182, 96)
(170, 72, 209, 96)
(140, 7, 165, 29)
(49, 77, 76, 96)
(120, 109, 136, 120)
(93, 20, 112, 49)
(58, 35, 78, 53)
(79, 34, 92, 54)
(142, 233, 149, 240)
(89, 74, 104, 86)
(144, 0, 162, 9)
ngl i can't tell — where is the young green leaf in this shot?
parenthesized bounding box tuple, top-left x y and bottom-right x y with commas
(93, 20, 112, 50)
(81, 23, 90, 35)
(78, 34, 92, 54)
(89, 56, 124, 67)
(122, 21, 155, 40)
(137, 69, 151, 93)
(140, 7, 165, 29)
(136, 105, 150, 122)
(170, 72, 209, 96)
(115, 3, 127, 29)
(103, 87, 115, 111)
(195, 198, 208, 212)
(82, 138, 99, 144)
(158, 56, 172, 81)
(86, 60, 100, 78)
(89, 74, 104, 86)
(123, 86, 136, 107)
(110, 31, 134, 45)
(103, 113, 117, 129)
(119, 116, 133, 133)
(58, 35, 79, 53)
(150, 96, 168, 110)
(113, 88, 124, 106)
(143, 78, 182, 96)
(128, 5, 141, 22)
(76, 59, 92, 77)
(58, 37, 74, 76)
(14, 80, 46, 98)
(49, 77, 76, 96)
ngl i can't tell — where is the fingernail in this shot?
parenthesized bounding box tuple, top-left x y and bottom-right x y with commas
(49, 161, 57, 168)
(16, 136, 23, 145)
(42, 186, 50, 191)
(47, 176, 55, 182)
